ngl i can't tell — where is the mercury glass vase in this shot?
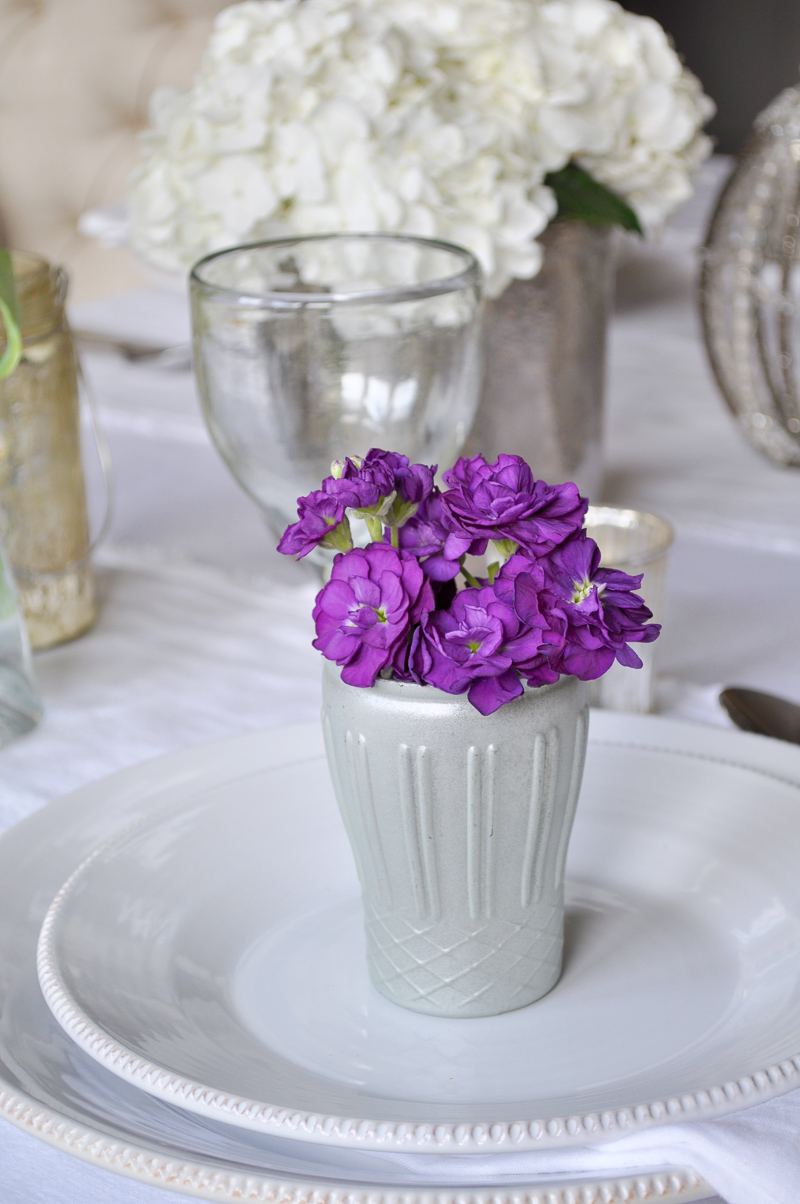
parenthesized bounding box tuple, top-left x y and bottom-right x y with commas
(190, 234, 483, 550)
(467, 220, 615, 497)
(0, 252, 96, 647)
(321, 662, 589, 1018)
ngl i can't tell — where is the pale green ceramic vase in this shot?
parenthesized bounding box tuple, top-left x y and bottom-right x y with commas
(321, 662, 589, 1018)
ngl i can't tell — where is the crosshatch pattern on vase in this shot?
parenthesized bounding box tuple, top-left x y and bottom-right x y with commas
(361, 731, 581, 1014)
(322, 667, 589, 1017)
(365, 899, 564, 1015)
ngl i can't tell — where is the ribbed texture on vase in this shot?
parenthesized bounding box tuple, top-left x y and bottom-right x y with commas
(322, 666, 588, 1017)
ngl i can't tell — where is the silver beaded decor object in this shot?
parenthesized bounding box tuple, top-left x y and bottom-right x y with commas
(701, 87, 800, 467)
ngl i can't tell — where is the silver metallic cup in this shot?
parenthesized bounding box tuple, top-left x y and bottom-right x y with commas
(467, 221, 615, 498)
(190, 234, 483, 549)
(585, 506, 674, 714)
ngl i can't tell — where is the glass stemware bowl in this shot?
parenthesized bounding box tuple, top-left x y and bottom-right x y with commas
(190, 234, 484, 549)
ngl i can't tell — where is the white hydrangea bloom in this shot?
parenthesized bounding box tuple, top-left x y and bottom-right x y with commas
(128, 0, 713, 296)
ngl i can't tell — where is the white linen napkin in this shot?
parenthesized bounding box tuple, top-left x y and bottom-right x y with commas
(377, 1088, 800, 1204)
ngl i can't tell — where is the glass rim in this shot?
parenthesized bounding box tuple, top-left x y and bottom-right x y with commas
(0, 250, 68, 343)
(189, 232, 483, 308)
(9, 249, 52, 285)
(585, 505, 674, 565)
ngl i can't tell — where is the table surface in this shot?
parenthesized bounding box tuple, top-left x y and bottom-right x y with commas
(4, 156, 796, 1203)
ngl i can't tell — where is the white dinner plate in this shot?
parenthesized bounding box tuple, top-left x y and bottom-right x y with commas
(36, 712, 800, 1161)
(0, 718, 716, 1203)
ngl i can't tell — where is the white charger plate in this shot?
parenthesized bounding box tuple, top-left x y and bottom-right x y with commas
(0, 718, 717, 1203)
(35, 711, 800, 1162)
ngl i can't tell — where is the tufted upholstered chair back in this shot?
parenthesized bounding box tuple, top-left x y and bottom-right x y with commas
(0, 0, 231, 301)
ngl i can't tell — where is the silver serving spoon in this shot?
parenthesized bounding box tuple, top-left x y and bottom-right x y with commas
(720, 687, 800, 745)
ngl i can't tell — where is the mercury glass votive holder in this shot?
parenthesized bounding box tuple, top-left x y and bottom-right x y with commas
(190, 234, 484, 553)
(584, 505, 674, 713)
(0, 252, 96, 648)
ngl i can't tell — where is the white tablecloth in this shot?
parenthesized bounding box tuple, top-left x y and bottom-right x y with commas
(3, 159, 800, 1203)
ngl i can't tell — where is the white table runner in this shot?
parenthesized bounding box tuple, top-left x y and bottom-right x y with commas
(3, 159, 799, 1202)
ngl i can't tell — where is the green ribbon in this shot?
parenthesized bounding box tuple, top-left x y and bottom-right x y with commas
(0, 249, 22, 379)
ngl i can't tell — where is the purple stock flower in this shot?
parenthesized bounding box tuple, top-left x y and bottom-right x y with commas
(281, 446, 662, 714)
(543, 533, 660, 680)
(324, 454, 395, 510)
(312, 545, 434, 687)
(397, 461, 436, 504)
(441, 454, 587, 558)
(361, 449, 436, 505)
(397, 492, 462, 581)
(277, 490, 348, 559)
(411, 586, 547, 715)
(278, 449, 438, 560)
(493, 555, 567, 686)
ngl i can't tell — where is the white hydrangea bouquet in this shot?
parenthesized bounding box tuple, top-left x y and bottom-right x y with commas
(128, 0, 714, 298)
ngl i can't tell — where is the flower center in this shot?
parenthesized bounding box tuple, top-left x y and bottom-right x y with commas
(571, 575, 594, 604)
(344, 600, 386, 629)
(467, 638, 482, 653)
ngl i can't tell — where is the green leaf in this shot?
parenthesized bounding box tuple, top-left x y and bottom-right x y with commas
(0, 249, 21, 379)
(544, 163, 643, 234)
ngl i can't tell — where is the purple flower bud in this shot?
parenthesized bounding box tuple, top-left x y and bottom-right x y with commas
(277, 491, 350, 559)
(360, 449, 436, 504)
(312, 545, 434, 687)
(397, 462, 436, 505)
(323, 456, 393, 510)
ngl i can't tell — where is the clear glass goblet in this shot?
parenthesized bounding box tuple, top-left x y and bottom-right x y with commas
(189, 234, 484, 553)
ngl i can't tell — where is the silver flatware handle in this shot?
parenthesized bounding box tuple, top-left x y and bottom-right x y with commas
(720, 686, 800, 744)
(71, 328, 192, 367)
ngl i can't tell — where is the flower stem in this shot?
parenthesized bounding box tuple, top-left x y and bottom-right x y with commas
(460, 563, 480, 588)
(365, 515, 384, 543)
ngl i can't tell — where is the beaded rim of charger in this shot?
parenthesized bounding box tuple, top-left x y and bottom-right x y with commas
(33, 732, 800, 1158)
(0, 1084, 712, 1204)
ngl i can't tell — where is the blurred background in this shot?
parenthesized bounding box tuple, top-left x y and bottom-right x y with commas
(627, 0, 800, 152)
(1, 0, 800, 302)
